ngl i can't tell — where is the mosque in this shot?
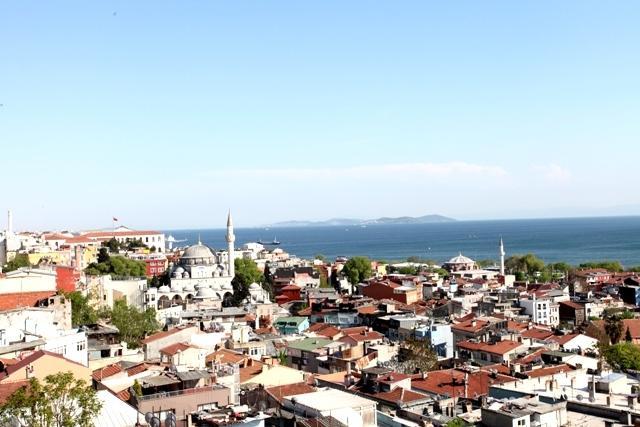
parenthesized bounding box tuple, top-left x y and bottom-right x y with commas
(146, 212, 270, 310)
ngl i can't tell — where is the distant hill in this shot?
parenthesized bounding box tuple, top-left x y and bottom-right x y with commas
(269, 214, 455, 228)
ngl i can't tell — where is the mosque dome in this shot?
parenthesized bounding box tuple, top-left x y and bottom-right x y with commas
(158, 285, 171, 293)
(180, 243, 215, 266)
(447, 253, 475, 265)
(196, 287, 216, 298)
(182, 284, 195, 292)
(249, 282, 261, 290)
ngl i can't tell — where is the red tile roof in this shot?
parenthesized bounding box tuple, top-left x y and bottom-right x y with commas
(412, 368, 515, 398)
(0, 380, 29, 404)
(160, 342, 192, 356)
(126, 363, 148, 377)
(81, 230, 162, 238)
(507, 320, 529, 332)
(457, 340, 523, 356)
(547, 334, 580, 345)
(341, 326, 370, 335)
(115, 389, 131, 402)
(374, 387, 430, 404)
(513, 348, 548, 365)
(521, 328, 555, 340)
(206, 348, 246, 365)
(92, 363, 123, 381)
(316, 326, 342, 339)
(0, 291, 57, 311)
(451, 319, 490, 333)
(559, 300, 585, 310)
(356, 305, 378, 314)
(266, 382, 316, 404)
(339, 331, 384, 345)
(525, 364, 574, 378)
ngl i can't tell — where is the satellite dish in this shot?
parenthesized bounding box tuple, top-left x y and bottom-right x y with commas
(165, 419, 176, 427)
(576, 394, 584, 401)
(145, 413, 154, 423)
(150, 417, 161, 427)
(166, 413, 176, 422)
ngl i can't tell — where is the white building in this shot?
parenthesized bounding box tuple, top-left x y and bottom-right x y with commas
(80, 226, 166, 252)
(0, 305, 88, 366)
(519, 296, 559, 327)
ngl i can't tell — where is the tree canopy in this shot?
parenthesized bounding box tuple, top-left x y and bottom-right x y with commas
(228, 258, 264, 307)
(0, 371, 102, 427)
(101, 300, 160, 348)
(395, 337, 439, 374)
(66, 292, 97, 327)
(84, 255, 146, 278)
(605, 316, 624, 345)
(578, 261, 624, 273)
(342, 256, 373, 287)
(602, 342, 640, 371)
(2, 254, 31, 273)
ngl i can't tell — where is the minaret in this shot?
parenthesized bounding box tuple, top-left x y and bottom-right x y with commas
(226, 210, 236, 277)
(7, 210, 13, 234)
(499, 237, 506, 276)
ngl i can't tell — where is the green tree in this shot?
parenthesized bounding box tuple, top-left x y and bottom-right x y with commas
(105, 300, 160, 348)
(228, 258, 264, 306)
(66, 292, 97, 327)
(0, 371, 102, 427)
(446, 419, 468, 427)
(476, 259, 495, 268)
(398, 337, 439, 374)
(314, 254, 326, 262)
(505, 254, 545, 279)
(132, 380, 142, 397)
(342, 256, 372, 293)
(2, 254, 31, 273)
(85, 256, 146, 279)
(102, 238, 120, 253)
(578, 261, 624, 273)
(605, 316, 624, 344)
(602, 342, 640, 371)
(620, 310, 635, 320)
(97, 248, 110, 264)
(625, 327, 633, 342)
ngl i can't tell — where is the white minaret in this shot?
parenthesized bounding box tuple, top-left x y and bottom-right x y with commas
(226, 210, 236, 277)
(499, 237, 506, 276)
(7, 210, 13, 234)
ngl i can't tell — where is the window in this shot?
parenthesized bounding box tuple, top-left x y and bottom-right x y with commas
(517, 420, 526, 426)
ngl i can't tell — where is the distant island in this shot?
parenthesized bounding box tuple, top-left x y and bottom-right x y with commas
(268, 214, 455, 228)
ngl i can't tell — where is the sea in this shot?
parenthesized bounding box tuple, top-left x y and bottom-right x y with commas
(165, 216, 640, 267)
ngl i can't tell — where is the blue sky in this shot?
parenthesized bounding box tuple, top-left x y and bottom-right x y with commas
(1, 1, 639, 230)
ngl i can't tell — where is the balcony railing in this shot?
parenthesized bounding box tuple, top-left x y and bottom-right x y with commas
(136, 385, 227, 402)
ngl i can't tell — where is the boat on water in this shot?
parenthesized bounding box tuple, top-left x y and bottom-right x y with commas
(257, 237, 280, 246)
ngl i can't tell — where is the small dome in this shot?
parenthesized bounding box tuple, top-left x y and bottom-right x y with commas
(447, 253, 475, 264)
(174, 266, 185, 274)
(249, 282, 261, 290)
(222, 282, 233, 291)
(196, 287, 216, 298)
(158, 285, 171, 293)
(183, 284, 195, 292)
